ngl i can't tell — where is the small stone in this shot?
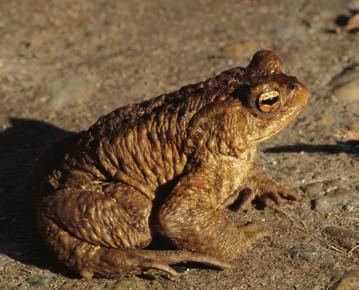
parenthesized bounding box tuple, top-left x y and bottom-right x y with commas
(285, 244, 334, 263)
(331, 65, 359, 102)
(304, 115, 334, 130)
(332, 270, 359, 290)
(25, 274, 51, 288)
(323, 226, 359, 250)
(317, 116, 333, 126)
(331, 65, 359, 87)
(334, 80, 359, 102)
(305, 121, 317, 131)
(348, 0, 359, 11)
(113, 278, 146, 290)
(313, 188, 358, 213)
(346, 121, 359, 132)
(323, 179, 342, 192)
(340, 55, 350, 63)
(272, 26, 306, 41)
(222, 41, 257, 58)
(46, 74, 98, 110)
(321, 10, 338, 23)
(301, 183, 323, 197)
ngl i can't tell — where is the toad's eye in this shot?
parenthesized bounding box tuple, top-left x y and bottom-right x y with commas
(256, 90, 280, 113)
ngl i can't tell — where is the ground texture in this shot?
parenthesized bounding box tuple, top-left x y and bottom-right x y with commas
(0, 0, 358, 289)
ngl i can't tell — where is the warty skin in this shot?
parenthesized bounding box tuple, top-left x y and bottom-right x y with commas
(34, 50, 309, 278)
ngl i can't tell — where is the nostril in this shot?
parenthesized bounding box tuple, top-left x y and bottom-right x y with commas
(289, 82, 298, 90)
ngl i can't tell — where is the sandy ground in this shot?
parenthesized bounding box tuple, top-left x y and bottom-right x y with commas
(0, 0, 358, 289)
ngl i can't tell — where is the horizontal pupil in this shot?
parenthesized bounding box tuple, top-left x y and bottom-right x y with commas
(260, 96, 279, 106)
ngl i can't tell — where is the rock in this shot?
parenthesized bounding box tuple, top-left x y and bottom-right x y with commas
(323, 226, 359, 250)
(348, 0, 359, 11)
(301, 183, 323, 197)
(317, 116, 333, 126)
(271, 26, 306, 41)
(113, 278, 146, 290)
(304, 115, 334, 130)
(222, 41, 257, 58)
(345, 121, 359, 132)
(332, 270, 359, 290)
(313, 188, 358, 213)
(46, 74, 97, 110)
(331, 65, 359, 87)
(323, 179, 342, 192)
(285, 244, 334, 263)
(333, 79, 359, 102)
(25, 274, 51, 288)
(331, 65, 359, 102)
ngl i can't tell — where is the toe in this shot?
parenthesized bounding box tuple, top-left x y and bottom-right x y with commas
(141, 260, 178, 276)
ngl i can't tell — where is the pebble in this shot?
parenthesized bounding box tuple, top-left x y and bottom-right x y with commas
(331, 65, 359, 102)
(323, 226, 359, 250)
(113, 278, 146, 290)
(317, 116, 333, 126)
(331, 65, 359, 87)
(46, 74, 97, 110)
(301, 183, 323, 197)
(323, 179, 342, 192)
(271, 26, 306, 41)
(304, 115, 334, 130)
(334, 80, 359, 102)
(313, 188, 358, 213)
(285, 244, 334, 263)
(332, 270, 359, 290)
(345, 121, 359, 132)
(348, 0, 359, 11)
(25, 274, 51, 288)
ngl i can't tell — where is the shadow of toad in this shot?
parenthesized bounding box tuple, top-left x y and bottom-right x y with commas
(264, 141, 358, 155)
(0, 117, 75, 275)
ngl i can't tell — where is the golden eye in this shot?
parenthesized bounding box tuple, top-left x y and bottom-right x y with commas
(256, 90, 280, 113)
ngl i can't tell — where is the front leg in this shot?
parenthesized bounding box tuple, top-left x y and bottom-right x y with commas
(157, 160, 270, 260)
(238, 165, 300, 210)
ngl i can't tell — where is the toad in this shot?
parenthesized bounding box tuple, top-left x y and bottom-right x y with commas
(34, 50, 309, 278)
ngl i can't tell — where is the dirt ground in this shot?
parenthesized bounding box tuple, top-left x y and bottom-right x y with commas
(0, 0, 358, 289)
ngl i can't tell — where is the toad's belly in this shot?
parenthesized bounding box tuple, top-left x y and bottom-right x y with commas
(215, 147, 257, 206)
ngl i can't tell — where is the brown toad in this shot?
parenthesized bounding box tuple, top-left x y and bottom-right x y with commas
(34, 50, 309, 278)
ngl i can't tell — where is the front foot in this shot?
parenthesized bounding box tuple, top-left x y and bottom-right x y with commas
(239, 173, 300, 210)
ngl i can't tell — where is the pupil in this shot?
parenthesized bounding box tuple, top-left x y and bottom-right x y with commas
(261, 96, 279, 106)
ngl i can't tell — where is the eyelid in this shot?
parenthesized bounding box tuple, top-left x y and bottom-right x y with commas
(259, 90, 279, 100)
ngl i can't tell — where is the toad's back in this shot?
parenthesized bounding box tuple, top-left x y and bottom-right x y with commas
(34, 67, 246, 198)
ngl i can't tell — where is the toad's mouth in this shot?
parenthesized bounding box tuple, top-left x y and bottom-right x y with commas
(253, 108, 303, 143)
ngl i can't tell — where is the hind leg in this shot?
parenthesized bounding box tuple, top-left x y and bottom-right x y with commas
(38, 184, 229, 277)
(39, 215, 229, 278)
(40, 184, 153, 249)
